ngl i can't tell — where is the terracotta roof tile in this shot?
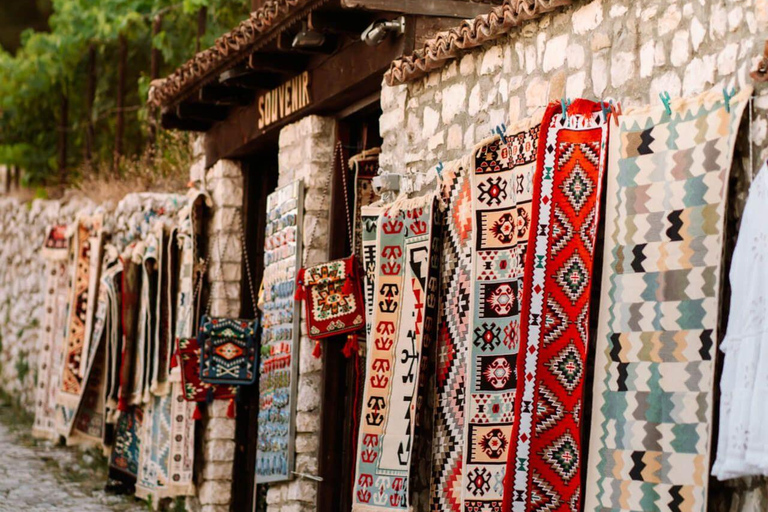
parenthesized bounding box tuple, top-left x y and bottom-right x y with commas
(385, 0, 571, 86)
(148, 0, 320, 109)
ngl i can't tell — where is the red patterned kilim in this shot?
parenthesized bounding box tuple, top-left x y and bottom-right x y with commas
(504, 101, 609, 512)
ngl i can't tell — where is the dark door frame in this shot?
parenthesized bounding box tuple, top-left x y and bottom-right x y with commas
(232, 150, 279, 512)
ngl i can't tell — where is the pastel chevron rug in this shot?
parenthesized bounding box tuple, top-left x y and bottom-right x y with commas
(428, 158, 472, 512)
(505, 100, 609, 512)
(353, 197, 442, 511)
(33, 226, 69, 440)
(583, 89, 751, 512)
(56, 215, 103, 437)
(463, 121, 540, 511)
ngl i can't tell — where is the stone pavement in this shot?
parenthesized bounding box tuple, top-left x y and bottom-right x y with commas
(0, 419, 144, 511)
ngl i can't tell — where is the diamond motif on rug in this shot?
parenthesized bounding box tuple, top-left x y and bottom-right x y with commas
(545, 343, 583, 394)
(535, 385, 565, 435)
(529, 471, 562, 512)
(559, 164, 594, 214)
(542, 432, 579, 483)
(214, 342, 244, 361)
(555, 253, 589, 304)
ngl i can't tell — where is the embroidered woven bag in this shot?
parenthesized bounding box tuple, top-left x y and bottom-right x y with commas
(295, 255, 365, 339)
(198, 212, 262, 386)
(198, 316, 259, 385)
(294, 141, 366, 356)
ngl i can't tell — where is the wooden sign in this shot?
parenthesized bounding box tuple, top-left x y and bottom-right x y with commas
(257, 71, 312, 130)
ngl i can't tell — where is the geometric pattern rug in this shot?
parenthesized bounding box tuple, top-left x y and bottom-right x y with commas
(109, 405, 143, 484)
(56, 215, 103, 437)
(353, 196, 441, 511)
(33, 226, 70, 440)
(506, 101, 609, 512)
(583, 88, 751, 512)
(429, 159, 472, 512)
(463, 122, 539, 511)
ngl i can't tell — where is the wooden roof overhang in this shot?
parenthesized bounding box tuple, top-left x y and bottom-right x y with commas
(150, 0, 498, 166)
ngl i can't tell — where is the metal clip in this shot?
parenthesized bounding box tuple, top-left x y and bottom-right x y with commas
(723, 86, 736, 113)
(659, 91, 672, 115)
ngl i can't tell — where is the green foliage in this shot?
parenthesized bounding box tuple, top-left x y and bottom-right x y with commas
(0, 0, 249, 186)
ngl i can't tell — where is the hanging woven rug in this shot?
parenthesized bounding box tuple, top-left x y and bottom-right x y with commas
(428, 158, 473, 512)
(583, 88, 751, 512)
(352, 196, 442, 511)
(504, 100, 609, 512)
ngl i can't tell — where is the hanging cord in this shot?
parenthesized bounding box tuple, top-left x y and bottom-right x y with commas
(205, 210, 259, 319)
(339, 141, 354, 247)
(749, 95, 755, 184)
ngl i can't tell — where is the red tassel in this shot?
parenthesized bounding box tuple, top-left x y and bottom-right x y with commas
(117, 397, 128, 412)
(227, 398, 236, 419)
(342, 332, 359, 358)
(294, 268, 306, 301)
(192, 404, 203, 421)
(312, 340, 322, 359)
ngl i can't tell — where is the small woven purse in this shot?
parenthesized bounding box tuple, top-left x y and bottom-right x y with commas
(198, 213, 261, 386)
(294, 141, 365, 357)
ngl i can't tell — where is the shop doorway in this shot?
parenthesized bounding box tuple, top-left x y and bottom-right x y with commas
(233, 148, 279, 512)
(316, 100, 382, 512)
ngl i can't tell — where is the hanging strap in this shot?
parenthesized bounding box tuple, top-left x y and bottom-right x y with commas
(205, 209, 259, 320)
(305, 140, 354, 254)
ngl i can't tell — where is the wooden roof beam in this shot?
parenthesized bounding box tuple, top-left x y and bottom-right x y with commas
(198, 84, 255, 106)
(248, 53, 309, 75)
(220, 67, 283, 89)
(176, 102, 229, 122)
(308, 9, 375, 35)
(161, 109, 212, 132)
(340, 0, 494, 18)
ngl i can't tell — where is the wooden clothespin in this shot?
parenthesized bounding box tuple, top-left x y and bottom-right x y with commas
(600, 101, 611, 122)
(659, 92, 672, 115)
(612, 101, 623, 127)
(723, 87, 736, 113)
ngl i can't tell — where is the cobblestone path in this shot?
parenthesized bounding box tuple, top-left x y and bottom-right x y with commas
(0, 413, 144, 511)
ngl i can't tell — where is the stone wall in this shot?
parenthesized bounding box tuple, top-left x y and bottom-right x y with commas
(0, 196, 94, 412)
(262, 114, 335, 512)
(379, 0, 768, 510)
(186, 159, 244, 512)
(381, 0, 768, 178)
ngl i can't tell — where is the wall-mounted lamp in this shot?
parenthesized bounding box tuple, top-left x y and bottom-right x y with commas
(293, 22, 326, 49)
(362, 17, 405, 47)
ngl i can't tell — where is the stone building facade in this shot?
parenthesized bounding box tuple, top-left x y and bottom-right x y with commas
(2, 1, 768, 511)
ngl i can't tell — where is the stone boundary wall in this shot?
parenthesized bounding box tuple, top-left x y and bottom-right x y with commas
(0, 196, 94, 411)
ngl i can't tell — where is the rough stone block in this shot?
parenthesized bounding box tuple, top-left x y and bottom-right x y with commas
(296, 372, 322, 412)
(287, 479, 317, 503)
(295, 433, 319, 454)
(202, 462, 233, 481)
(198, 480, 232, 505)
(203, 439, 236, 463)
(204, 418, 236, 441)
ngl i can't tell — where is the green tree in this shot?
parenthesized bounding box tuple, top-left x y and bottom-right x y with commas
(0, 0, 248, 186)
